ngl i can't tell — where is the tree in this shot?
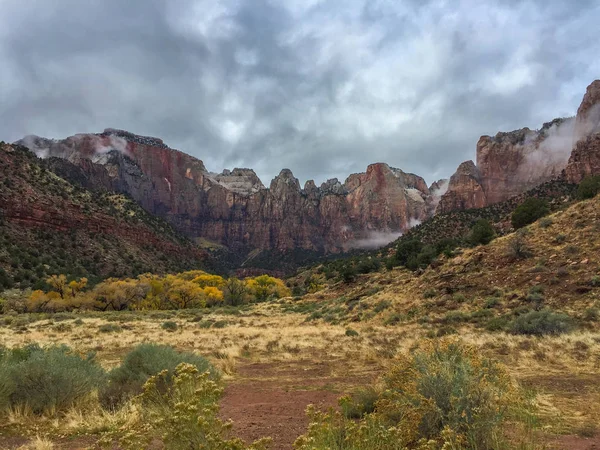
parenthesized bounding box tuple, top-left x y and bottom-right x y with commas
(577, 175, 600, 199)
(223, 278, 249, 306)
(46, 274, 68, 299)
(245, 275, 290, 301)
(395, 239, 423, 267)
(511, 198, 549, 229)
(468, 219, 495, 245)
(165, 277, 206, 309)
(87, 279, 148, 311)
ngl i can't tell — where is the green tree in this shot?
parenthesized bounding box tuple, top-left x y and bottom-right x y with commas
(577, 175, 600, 199)
(395, 239, 423, 267)
(468, 219, 495, 245)
(511, 198, 549, 229)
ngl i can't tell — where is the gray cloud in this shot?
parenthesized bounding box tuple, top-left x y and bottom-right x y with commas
(0, 0, 598, 186)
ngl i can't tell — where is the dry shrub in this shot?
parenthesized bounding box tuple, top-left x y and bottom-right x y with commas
(295, 338, 530, 450)
(100, 363, 270, 450)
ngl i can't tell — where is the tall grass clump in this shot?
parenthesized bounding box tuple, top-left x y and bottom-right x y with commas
(99, 343, 219, 409)
(295, 338, 531, 450)
(0, 344, 106, 415)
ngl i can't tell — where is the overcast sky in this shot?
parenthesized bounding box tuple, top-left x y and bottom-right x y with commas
(0, 0, 598, 186)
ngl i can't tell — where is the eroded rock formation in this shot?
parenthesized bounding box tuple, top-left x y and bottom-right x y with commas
(565, 80, 600, 183)
(438, 80, 600, 212)
(17, 131, 434, 253)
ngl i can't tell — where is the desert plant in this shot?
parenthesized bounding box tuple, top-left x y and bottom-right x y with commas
(0, 344, 106, 414)
(539, 217, 553, 229)
(161, 321, 178, 332)
(99, 343, 218, 409)
(510, 309, 574, 336)
(339, 386, 379, 419)
(102, 363, 269, 450)
(507, 230, 532, 260)
(577, 175, 600, 199)
(511, 198, 549, 229)
(296, 339, 524, 450)
(468, 219, 495, 246)
(98, 323, 122, 333)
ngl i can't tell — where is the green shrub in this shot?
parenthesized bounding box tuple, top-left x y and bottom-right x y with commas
(468, 219, 495, 245)
(296, 339, 523, 449)
(539, 217, 553, 229)
(483, 297, 500, 309)
(395, 239, 423, 267)
(101, 363, 269, 450)
(340, 386, 379, 419)
(99, 323, 122, 333)
(485, 316, 510, 332)
(577, 175, 600, 199)
(423, 289, 436, 299)
(510, 309, 574, 336)
(512, 198, 550, 229)
(0, 344, 106, 414)
(161, 321, 178, 332)
(345, 328, 359, 337)
(99, 343, 218, 409)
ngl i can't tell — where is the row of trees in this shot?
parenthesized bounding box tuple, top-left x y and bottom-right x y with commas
(26, 271, 290, 313)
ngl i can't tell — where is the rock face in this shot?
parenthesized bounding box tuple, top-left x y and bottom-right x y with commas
(437, 161, 486, 212)
(17, 131, 434, 253)
(438, 80, 600, 213)
(565, 80, 600, 183)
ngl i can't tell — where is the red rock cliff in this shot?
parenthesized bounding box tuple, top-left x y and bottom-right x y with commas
(438, 80, 600, 213)
(17, 132, 434, 253)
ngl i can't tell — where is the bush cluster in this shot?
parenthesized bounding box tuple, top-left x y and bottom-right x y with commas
(99, 343, 219, 409)
(0, 344, 105, 414)
(511, 198, 550, 229)
(295, 339, 526, 450)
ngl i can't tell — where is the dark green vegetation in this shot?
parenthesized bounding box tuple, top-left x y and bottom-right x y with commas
(99, 343, 219, 409)
(511, 198, 550, 229)
(577, 175, 600, 199)
(0, 144, 208, 290)
(0, 344, 105, 414)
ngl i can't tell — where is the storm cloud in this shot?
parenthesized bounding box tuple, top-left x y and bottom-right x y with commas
(0, 0, 598, 186)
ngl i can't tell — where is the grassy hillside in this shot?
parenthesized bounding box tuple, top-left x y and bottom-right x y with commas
(0, 143, 209, 290)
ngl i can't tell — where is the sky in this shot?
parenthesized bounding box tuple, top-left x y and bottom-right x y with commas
(0, 0, 599, 186)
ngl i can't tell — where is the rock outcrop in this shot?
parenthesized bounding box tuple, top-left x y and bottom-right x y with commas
(565, 80, 600, 183)
(436, 161, 486, 212)
(17, 131, 434, 253)
(438, 80, 600, 213)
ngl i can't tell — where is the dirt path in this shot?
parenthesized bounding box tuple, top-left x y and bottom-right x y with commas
(219, 359, 375, 450)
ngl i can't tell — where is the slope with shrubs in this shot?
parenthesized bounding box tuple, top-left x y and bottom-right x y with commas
(0, 143, 209, 290)
(293, 191, 600, 337)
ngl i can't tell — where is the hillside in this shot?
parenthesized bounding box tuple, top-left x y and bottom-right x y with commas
(0, 143, 209, 290)
(294, 192, 600, 330)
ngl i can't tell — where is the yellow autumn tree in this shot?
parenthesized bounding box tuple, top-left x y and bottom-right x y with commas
(202, 286, 224, 307)
(46, 274, 68, 299)
(192, 273, 225, 289)
(165, 277, 206, 309)
(85, 278, 148, 311)
(245, 275, 290, 302)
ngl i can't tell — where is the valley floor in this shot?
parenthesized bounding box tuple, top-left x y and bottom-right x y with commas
(0, 303, 599, 449)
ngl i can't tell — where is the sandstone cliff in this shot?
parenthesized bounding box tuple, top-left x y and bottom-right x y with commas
(17, 131, 434, 253)
(565, 80, 600, 183)
(438, 80, 600, 213)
